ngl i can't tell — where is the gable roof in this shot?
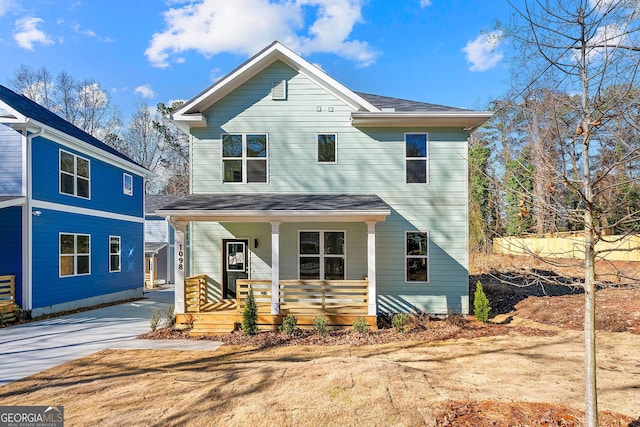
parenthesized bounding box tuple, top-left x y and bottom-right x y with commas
(171, 41, 492, 132)
(145, 194, 182, 215)
(0, 84, 149, 174)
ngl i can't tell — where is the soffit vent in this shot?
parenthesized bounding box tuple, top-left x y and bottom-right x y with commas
(272, 80, 287, 100)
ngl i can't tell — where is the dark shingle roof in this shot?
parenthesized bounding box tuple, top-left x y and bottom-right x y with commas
(145, 194, 184, 214)
(0, 84, 139, 166)
(355, 92, 473, 112)
(157, 194, 389, 212)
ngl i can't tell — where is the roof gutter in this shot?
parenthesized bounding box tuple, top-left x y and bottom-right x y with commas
(351, 111, 494, 130)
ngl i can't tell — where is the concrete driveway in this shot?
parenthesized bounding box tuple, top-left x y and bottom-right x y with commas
(0, 287, 221, 385)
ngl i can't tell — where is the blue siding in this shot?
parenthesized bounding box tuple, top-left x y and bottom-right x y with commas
(0, 206, 22, 305)
(31, 136, 144, 217)
(31, 208, 143, 309)
(0, 124, 22, 195)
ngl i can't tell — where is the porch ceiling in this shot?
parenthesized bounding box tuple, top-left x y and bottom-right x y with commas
(154, 193, 391, 223)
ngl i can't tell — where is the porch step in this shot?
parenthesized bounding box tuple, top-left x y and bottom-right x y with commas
(189, 321, 237, 336)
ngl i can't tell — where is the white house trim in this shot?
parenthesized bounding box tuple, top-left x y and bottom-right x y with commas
(32, 200, 145, 223)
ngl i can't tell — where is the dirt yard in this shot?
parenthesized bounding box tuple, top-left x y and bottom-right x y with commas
(0, 254, 638, 426)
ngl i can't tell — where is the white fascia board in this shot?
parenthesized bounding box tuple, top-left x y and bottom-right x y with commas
(351, 111, 494, 130)
(25, 118, 154, 178)
(173, 42, 380, 124)
(0, 196, 26, 209)
(157, 209, 390, 223)
(0, 100, 27, 122)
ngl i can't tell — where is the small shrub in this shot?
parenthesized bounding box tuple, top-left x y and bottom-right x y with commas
(12, 304, 23, 322)
(150, 309, 161, 331)
(391, 313, 409, 333)
(165, 304, 176, 328)
(473, 281, 491, 323)
(242, 287, 258, 335)
(313, 315, 329, 337)
(352, 316, 370, 334)
(280, 314, 298, 335)
(0, 312, 6, 326)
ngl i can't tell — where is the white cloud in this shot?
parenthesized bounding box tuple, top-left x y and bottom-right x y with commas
(72, 23, 97, 38)
(134, 84, 156, 99)
(420, 0, 432, 7)
(462, 30, 503, 72)
(145, 0, 377, 68)
(0, 0, 17, 16)
(13, 17, 54, 50)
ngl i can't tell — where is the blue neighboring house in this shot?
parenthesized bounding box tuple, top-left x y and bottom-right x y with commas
(0, 84, 151, 317)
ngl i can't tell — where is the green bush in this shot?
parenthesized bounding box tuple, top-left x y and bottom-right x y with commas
(280, 314, 298, 335)
(165, 304, 176, 328)
(12, 304, 23, 322)
(150, 309, 161, 331)
(391, 313, 409, 333)
(313, 316, 330, 337)
(473, 281, 491, 323)
(352, 316, 370, 334)
(242, 287, 258, 335)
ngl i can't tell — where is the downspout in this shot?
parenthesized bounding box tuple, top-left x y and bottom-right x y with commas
(23, 119, 44, 314)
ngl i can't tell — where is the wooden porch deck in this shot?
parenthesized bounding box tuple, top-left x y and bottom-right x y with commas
(0, 275, 16, 322)
(176, 276, 376, 335)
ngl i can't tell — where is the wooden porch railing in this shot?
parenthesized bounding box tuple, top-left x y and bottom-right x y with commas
(185, 275, 207, 313)
(236, 279, 368, 315)
(0, 275, 16, 322)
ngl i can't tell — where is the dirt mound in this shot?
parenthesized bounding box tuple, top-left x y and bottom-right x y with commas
(433, 400, 638, 426)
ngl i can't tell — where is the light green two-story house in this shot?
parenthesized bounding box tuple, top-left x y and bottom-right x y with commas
(157, 41, 492, 333)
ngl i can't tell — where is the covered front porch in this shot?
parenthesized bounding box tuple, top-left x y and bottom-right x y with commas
(177, 275, 373, 334)
(157, 194, 390, 335)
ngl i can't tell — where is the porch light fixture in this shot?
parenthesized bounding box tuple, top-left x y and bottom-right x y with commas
(32, 210, 42, 216)
(254, 239, 259, 249)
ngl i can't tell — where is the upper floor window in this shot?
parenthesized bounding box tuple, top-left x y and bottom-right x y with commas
(60, 149, 90, 198)
(222, 133, 268, 183)
(299, 231, 346, 280)
(109, 236, 121, 272)
(405, 133, 428, 184)
(405, 231, 429, 282)
(123, 173, 133, 196)
(317, 133, 337, 163)
(60, 233, 91, 277)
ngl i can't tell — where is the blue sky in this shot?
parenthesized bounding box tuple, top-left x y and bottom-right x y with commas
(0, 0, 514, 120)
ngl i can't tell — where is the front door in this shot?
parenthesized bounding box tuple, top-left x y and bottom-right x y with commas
(223, 239, 248, 299)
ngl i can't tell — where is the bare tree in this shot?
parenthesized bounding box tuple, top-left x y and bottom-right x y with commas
(499, 1, 640, 424)
(7, 65, 122, 140)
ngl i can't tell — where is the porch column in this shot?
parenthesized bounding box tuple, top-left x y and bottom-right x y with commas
(366, 221, 377, 315)
(271, 221, 280, 314)
(173, 221, 187, 314)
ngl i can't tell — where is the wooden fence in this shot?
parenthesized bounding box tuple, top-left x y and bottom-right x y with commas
(0, 275, 16, 322)
(493, 234, 640, 261)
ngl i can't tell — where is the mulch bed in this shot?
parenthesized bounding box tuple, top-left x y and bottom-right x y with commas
(433, 400, 639, 427)
(140, 315, 556, 347)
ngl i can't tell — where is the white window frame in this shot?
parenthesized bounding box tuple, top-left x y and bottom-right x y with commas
(109, 235, 121, 273)
(221, 133, 269, 184)
(59, 149, 91, 199)
(404, 132, 429, 184)
(59, 233, 91, 277)
(405, 230, 429, 283)
(123, 173, 133, 196)
(316, 133, 338, 164)
(298, 230, 347, 280)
